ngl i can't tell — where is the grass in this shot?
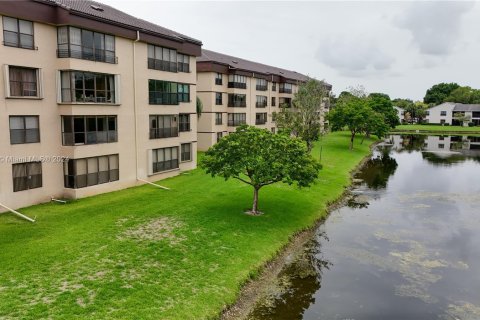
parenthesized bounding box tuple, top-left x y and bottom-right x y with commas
(0, 131, 376, 320)
(392, 124, 480, 133)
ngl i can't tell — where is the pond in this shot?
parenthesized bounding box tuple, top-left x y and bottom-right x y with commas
(248, 135, 480, 320)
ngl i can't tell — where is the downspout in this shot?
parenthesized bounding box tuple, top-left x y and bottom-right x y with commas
(133, 30, 140, 181)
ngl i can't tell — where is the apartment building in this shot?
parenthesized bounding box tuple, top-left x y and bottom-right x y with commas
(0, 0, 201, 211)
(196, 49, 323, 151)
(425, 102, 480, 126)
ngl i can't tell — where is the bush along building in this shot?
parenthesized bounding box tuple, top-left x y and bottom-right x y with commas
(0, 0, 201, 210)
(196, 49, 330, 151)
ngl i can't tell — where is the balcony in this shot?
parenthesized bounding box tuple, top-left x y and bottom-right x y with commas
(228, 120, 246, 127)
(149, 127, 179, 139)
(57, 48, 117, 64)
(179, 123, 191, 132)
(177, 62, 190, 73)
(255, 119, 267, 125)
(256, 102, 267, 108)
(228, 101, 246, 108)
(148, 58, 177, 72)
(256, 85, 268, 91)
(153, 159, 179, 173)
(228, 82, 247, 89)
(215, 78, 223, 85)
(279, 88, 292, 94)
(62, 131, 117, 146)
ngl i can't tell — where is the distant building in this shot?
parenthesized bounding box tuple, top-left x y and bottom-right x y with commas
(393, 106, 404, 123)
(426, 103, 480, 125)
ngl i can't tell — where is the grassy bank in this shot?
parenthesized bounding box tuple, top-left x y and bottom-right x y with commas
(392, 124, 480, 134)
(0, 132, 376, 320)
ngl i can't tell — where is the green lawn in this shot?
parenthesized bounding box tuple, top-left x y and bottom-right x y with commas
(0, 132, 375, 320)
(392, 124, 480, 133)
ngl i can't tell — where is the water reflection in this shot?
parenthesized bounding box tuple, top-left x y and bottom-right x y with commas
(248, 135, 480, 320)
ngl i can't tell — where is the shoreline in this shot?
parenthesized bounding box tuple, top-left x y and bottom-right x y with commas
(219, 142, 378, 320)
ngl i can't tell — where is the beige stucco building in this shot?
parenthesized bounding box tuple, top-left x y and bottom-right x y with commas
(0, 0, 201, 211)
(197, 49, 324, 151)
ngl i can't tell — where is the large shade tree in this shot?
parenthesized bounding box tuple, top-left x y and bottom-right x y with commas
(368, 93, 400, 128)
(200, 125, 321, 215)
(423, 82, 460, 105)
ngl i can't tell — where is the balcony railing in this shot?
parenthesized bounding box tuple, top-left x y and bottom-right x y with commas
(228, 120, 246, 127)
(255, 119, 267, 125)
(149, 127, 179, 139)
(148, 58, 177, 72)
(64, 169, 119, 189)
(228, 101, 246, 108)
(57, 48, 117, 64)
(256, 102, 267, 108)
(228, 82, 247, 89)
(177, 62, 190, 73)
(179, 123, 191, 132)
(215, 78, 223, 85)
(256, 85, 268, 91)
(62, 131, 118, 146)
(149, 93, 179, 105)
(279, 88, 292, 94)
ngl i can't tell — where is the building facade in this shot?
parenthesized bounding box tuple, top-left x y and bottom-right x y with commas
(196, 49, 328, 151)
(0, 0, 201, 211)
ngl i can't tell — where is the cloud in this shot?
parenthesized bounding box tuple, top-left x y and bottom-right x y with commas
(315, 35, 395, 77)
(395, 2, 474, 56)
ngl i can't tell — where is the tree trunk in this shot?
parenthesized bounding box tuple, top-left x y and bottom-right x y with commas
(252, 187, 260, 214)
(350, 132, 355, 150)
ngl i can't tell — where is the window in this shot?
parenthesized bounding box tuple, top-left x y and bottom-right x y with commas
(215, 92, 223, 105)
(149, 115, 178, 139)
(181, 143, 191, 162)
(152, 147, 179, 173)
(440, 119, 446, 124)
(179, 114, 190, 132)
(272, 82, 276, 91)
(279, 83, 293, 94)
(177, 53, 190, 72)
(64, 154, 119, 189)
(149, 80, 189, 105)
(440, 111, 447, 116)
(3, 16, 34, 49)
(228, 113, 246, 126)
(9, 116, 40, 144)
(147, 44, 177, 72)
(178, 84, 190, 102)
(228, 94, 246, 108)
(12, 162, 42, 192)
(256, 96, 267, 108)
(256, 78, 267, 91)
(215, 112, 222, 125)
(279, 97, 292, 108)
(62, 116, 117, 145)
(255, 113, 267, 125)
(228, 74, 247, 89)
(215, 73, 223, 85)
(8, 66, 38, 97)
(438, 144, 445, 149)
(439, 136, 445, 141)
(271, 127, 275, 134)
(272, 97, 276, 107)
(60, 71, 116, 103)
(216, 132, 223, 142)
(57, 26, 115, 63)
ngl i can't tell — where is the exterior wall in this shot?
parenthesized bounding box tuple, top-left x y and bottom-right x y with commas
(0, 14, 197, 211)
(393, 106, 404, 123)
(425, 102, 455, 124)
(197, 71, 297, 151)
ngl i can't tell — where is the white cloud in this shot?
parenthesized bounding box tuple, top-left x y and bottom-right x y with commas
(395, 2, 475, 56)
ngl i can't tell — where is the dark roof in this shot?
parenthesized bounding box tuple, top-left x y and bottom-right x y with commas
(452, 103, 480, 112)
(39, 0, 202, 45)
(199, 49, 317, 83)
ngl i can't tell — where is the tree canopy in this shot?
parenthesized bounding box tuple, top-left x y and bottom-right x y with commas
(368, 93, 400, 128)
(200, 125, 321, 215)
(327, 93, 389, 150)
(274, 79, 329, 151)
(423, 82, 460, 105)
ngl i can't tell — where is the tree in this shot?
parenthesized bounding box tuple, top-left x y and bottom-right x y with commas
(196, 96, 203, 117)
(200, 125, 321, 215)
(423, 82, 460, 105)
(444, 86, 480, 104)
(274, 79, 329, 151)
(368, 93, 400, 128)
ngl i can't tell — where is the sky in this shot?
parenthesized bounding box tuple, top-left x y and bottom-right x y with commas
(100, 0, 480, 101)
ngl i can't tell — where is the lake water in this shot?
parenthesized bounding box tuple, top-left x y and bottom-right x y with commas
(249, 135, 480, 320)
